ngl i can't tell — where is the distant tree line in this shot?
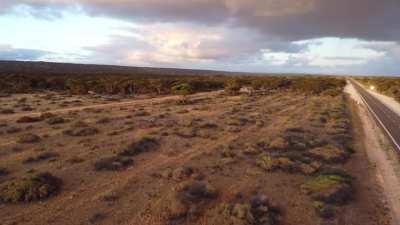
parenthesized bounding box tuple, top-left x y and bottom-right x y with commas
(0, 73, 346, 97)
(0, 74, 225, 95)
(225, 76, 345, 96)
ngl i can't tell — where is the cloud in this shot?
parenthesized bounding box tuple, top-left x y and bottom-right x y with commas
(84, 23, 309, 67)
(0, 44, 52, 60)
(1, 1, 399, 75)
(2, 0, 400, 42)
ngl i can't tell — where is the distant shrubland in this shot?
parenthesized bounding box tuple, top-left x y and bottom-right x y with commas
(0, 61, 345, 96)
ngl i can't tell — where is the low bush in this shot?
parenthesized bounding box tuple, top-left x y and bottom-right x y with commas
(23, 152, 59, 164)
(176, 181, 218, 203)
(0, 108, 15, 114)
(40, 112, 56, 119)
(268, 137, 289, 150)
(96, 117, 111, 124)
(171, 83, 193, 96)
(171, 166, 194, 181)
(207, 194, 280, 225)
(89, 212, 107, 224)
(301, 173, 353, 205)
(6, 127, 22, 134)
(47, 117, 65, 125)
(256, 153, 321, 175)
(172, 83, 194, 104)
(256, 155, 278, 171)
(0, 172, 62, 203)
(224, 79, 242, 95)
(63, 127, 99, 137)
(307, 145, 349, 163)
(256, 155, 298, 173)
(0, 167, 9, 176)
(312, 201, 335, 219)
(118, 136, 159, 156)
(17, 116, 43, 123)
(20, 105, 34, 111)
(94, 156, 133, 171)
(18, 133, 41, 143)
(149, 181, 217, 222)
(66, 156, 85, 164)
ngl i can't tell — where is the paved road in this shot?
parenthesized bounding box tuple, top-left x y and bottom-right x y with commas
(351, 80, 400, 152)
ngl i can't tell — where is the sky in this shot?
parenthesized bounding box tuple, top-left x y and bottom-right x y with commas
(0, 1, 399, 75)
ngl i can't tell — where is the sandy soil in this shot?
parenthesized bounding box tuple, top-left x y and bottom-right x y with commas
(0, 89, 391, 225)
(345, 81, 400, 225)
(344, 81, 363, 104)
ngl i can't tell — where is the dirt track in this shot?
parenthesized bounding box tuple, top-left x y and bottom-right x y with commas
(0, 91, 222, 121)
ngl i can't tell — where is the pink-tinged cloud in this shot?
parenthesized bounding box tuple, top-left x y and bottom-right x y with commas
(2, 0, 399, 41)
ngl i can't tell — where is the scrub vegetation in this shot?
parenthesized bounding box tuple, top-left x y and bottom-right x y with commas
(0, 62, 389, 225)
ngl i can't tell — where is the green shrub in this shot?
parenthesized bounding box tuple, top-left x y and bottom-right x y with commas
(256, 155, 278, 171)
(207, 195, 280, 225)
(302, 174, 352, 204)
(0, 172, 62, 203)
(171, 83, 194, 104)
(171, 83, 193, 96)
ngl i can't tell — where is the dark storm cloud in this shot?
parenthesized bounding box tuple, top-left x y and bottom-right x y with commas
(3, 0, 399, 42)
(0, 45, 51, 60)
